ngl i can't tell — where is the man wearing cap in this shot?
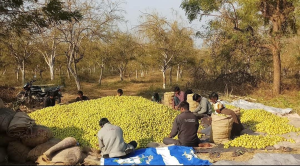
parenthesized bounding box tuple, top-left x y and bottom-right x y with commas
(97, 118, 137, 158)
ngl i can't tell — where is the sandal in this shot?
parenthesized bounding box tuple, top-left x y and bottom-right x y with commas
(232, 149, 246, 157)
(209, 151, 221, 158)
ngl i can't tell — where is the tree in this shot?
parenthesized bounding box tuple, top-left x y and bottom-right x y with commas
(57, 0, 124, 90)
(181, 0, 299, 95)
(109, 32, 142, 81)
(139, 13, 195, 89)
(0, 0, 81, 37)
(3, 32, 35, 84)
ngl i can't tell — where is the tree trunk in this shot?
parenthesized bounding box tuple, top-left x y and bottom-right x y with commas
(73, 62, 81, 90)
(119, 68, 124, 81)
(169, 66, 172, 85)
(2, 68, 6, 76)
(93, 64, 96, 73)
(141, 70, 144, 77)
(74, 75, 81, 90)
(67, 68, 70, 79)
(99, 64, 104, 85)
(180, 69, 183, 79)
(39, 70, 43, 79)
(59, 66, 61, 77)
(135, 69, 138, 79)
(34, 67, 37, 78)
(16, 68, 19, 80)
(162, 69, 166, 89)
(49, 60, 54, 80)
(68, 62, 81, 90)
(272, 39, 281, 95)
(176, 64, 180, 82)
(21, 60, 25, 84)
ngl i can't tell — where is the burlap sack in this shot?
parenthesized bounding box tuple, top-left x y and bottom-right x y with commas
(43, 137, 77, 158)
(210, 114, 233, 144)
(0, 147, 7, 163)
(232, 108, 241, 118)
(27, 138, 61, 162)
(50, 146, 83, 165)
(7, 112, 35, 138)
(163, 92, 174, 108)
(0, 108, 16, 133)
(187, 94, 198, 111)
(0, 134, 17, 147)
(0, 98, 4, 108)
(7, 141, 31, 163)
(21, 125, 53, 148)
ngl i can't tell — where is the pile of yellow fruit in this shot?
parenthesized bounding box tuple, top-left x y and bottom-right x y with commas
(223, 105, 300, 149)
(224, 134, 287, 149)
(29, 96, 180, 148)
(226, 105, 300, 135)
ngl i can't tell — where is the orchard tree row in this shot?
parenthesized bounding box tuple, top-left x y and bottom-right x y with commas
(0, 0, 300, 95)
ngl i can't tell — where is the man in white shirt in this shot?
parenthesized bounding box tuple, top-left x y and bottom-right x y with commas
(192, 94, 212, 119)
(97, 118, 137, 158)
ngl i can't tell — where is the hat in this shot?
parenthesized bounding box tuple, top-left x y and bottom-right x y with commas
(213, 101, 223, 111)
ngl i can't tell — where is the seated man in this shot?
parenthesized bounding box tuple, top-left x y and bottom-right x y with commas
(76, 91, 89, 101)
(44, 92, 55, 108)
(213, 102, 244, 138)
(208, 92, 225, 107)
(151, 92, 161, 103)
(117, 89, 123, 96)
(173, 86, 185, 110)
(199, 92, 226, 136)
(97, 118, 137, 158)
(163, 101, 200, 147)
(192, 94, 212, 119)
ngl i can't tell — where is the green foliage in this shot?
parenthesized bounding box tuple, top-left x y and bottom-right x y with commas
(0, 0, 82, 36)
(181, 0, 222, 21)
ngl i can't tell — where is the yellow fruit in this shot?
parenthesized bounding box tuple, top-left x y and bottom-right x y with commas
(224, 134, 286, 149)
(225, 105, 300, 135)
(29, 96, 180, 148)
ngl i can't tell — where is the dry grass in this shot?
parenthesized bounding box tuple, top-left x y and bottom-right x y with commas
(197, 148, 300, 164)
(1, 71, 300, 116)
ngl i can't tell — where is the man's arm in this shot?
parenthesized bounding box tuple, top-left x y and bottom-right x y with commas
(169, 117, 179, 138)
(98, 133, 104, 150)
(192, 104, 201, 113)
(198, 99, 208, 114)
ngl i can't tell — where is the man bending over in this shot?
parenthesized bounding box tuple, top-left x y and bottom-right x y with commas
(97, 118, 137, 158)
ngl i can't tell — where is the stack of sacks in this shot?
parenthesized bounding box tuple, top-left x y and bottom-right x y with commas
(0, 98, 85, 165)
(36, 137, 84, 165)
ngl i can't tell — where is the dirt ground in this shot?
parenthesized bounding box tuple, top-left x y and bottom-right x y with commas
(1, 74, 300, 165)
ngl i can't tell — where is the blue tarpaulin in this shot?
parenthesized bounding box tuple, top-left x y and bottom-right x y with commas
(100, 145, 211, 165)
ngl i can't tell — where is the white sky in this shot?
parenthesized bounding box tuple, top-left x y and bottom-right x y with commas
(120, 0, 209, 48)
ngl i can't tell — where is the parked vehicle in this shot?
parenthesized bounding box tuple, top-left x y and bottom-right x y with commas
(16, 78, 62, 106)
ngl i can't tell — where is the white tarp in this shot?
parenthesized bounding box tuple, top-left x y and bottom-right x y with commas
(222, 99, 292, 115)
(214, 153, 300, 165)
